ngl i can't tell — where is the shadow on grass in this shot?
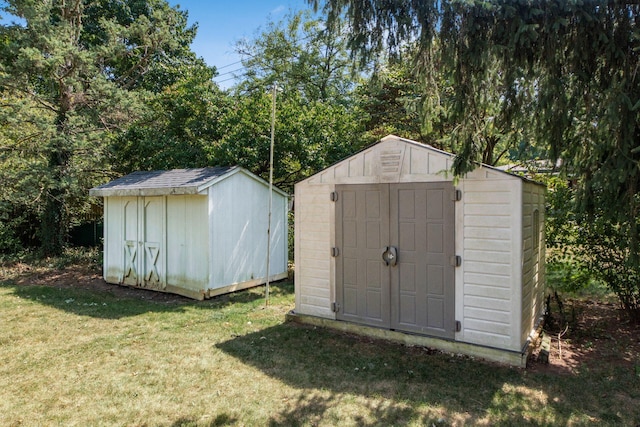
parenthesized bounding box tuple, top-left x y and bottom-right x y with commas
(0, 278, 293, 320)
(268, 392, 426, 427)
(216, 322, 638, 426)
(170, 413, 238, 427)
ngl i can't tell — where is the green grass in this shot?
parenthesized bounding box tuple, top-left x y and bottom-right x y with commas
(0, 263, 639, 426)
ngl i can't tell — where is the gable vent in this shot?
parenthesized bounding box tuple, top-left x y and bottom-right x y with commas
(380, 150, 402, 173)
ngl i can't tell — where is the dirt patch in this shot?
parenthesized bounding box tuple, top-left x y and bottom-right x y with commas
(0, 262, 192, 303)
(528, 296, 640, 375)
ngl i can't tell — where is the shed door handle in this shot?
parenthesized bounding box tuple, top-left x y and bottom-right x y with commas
(388, 246, 398, 267)
(382, 246, 398, 267)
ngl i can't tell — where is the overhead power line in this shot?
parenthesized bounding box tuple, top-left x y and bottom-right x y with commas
(215, 59, 244, 70)
(214, 66, 247, 78)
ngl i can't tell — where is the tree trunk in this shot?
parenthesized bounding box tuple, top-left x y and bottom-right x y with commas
(40, 92, 72, 256)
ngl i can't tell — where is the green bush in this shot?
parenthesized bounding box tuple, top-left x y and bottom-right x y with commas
(544, 176, 594, 294)
(543, 175, 640, 322)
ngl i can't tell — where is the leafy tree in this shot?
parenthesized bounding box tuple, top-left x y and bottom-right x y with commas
(235, 10, 356, 103)
(210, 11, 366, 192)
(543, 176, 592, 294)
(354, 54, 428, 144)
(311, 0, 640, 320)
(0, 0, 199, 255)
(212, 79, 362, 193)
(112, 61, 228, 173)
(0, 92, 47, 253)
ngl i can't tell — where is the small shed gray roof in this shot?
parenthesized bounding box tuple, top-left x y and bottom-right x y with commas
(90, 166, 289, 197)
(90, 166, 238, 197)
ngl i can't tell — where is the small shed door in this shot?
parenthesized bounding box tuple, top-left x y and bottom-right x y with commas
(121, 196, 166, 289)
(335, 183, 455, 339)
(335, 184, 391, 328)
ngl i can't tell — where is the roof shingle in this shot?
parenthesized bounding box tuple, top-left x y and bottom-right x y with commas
(89, 166, 237, 197)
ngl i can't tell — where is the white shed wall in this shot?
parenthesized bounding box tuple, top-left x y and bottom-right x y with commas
(520, 182, 546, 345)
(456, 170, 522, 351)
(166, 195, 209, 291)
(294, 183, 334, 317)
(103, 196, 124, 284)
(208, 171, 288, 290)
(100, 168, 288, 299)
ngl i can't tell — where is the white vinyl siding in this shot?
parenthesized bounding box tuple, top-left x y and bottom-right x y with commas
(457, 176, 521, 351)
(520, 183, 546, 346)
(295, 182, 334, 317)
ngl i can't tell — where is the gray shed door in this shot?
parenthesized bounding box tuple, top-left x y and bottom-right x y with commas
(336, 184, 391, 328)
(336, 183, 455, 339)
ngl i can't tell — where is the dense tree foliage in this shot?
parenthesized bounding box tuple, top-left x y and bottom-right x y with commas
(0, 0, 199, 255)
(209, 11, 367, 192)
(312, 0, 640, 320)
(112, 61, 227, 173)
(354, 55, 427, 144)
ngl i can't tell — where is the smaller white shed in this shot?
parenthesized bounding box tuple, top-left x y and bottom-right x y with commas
(90, 166, 288, 300)
(292, 135, 545, 366)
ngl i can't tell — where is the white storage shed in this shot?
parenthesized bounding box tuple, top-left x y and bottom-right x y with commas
(90, 166, 289, 300)
(292, 135, 545, 366)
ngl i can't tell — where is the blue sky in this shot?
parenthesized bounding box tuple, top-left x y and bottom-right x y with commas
(168, 1, 314, 87)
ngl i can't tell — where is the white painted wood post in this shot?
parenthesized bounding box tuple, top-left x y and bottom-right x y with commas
(266, 82, 277, 305)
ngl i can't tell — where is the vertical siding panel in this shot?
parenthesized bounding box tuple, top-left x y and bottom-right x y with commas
(295, 182, 334, 318)
(162, 196, 167, 288)
(538, 186, 546, 324)
(208, 171, 287, 291)
(348, 155, 364, 177)
(458, 178, 522, 351)
(208, 186, 216, 289)
(521, 184, 531, 346)
(189, 196, 209, 288)
(166, 196, 184, 287)
(104, 197, 125, 283)
(103, 197, 109, 279)
(409, 146, 428, 174)
(519, 182, 546, 348)
(454, 180, 465, 341)
(510, 179, 523, 351)
(167, 196, 209, 291)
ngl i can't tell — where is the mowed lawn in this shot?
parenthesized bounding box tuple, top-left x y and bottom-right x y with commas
(1, 266, 639, 426)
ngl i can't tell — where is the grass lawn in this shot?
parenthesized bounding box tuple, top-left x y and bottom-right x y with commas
(0, 260, 639, 426)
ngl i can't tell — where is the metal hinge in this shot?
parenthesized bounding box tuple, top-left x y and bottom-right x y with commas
(331, 247, 340, 257)
(332, 302, 340, 313)
(455, 320, 462, 332)
(450, 255, 462, 267)
(451, 189, 462, 202)
(330, 191, 338, 201)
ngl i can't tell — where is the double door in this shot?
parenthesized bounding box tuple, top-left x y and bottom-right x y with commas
(122, 196, 165, 290)
(335, 183, 455, 339)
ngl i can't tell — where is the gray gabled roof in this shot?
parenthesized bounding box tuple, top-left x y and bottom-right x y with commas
(89, 166, 237, 197)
